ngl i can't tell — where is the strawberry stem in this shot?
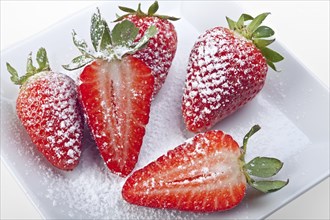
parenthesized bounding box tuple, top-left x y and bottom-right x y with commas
(239, 125, 289, 193)
(240, 124, 261, 161)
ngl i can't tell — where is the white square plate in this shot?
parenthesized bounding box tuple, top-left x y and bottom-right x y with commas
(1, 1, 329, 219)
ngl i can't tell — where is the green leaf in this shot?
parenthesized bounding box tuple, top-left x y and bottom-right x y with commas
(241, 13, 254, 21)
(236, 14, 245, 29)
(18, 72, 36, 85)
(128, 25, 158, 54)
(90, 9, 112, 51)
(246, 157, 283, 178)
(253, 38, 275, 48)
(36, 47, 50, 71)
(6, 62, 21, 85)
(26, 52, 36, 74)
(237, 14, 254, 29)
(7, 48, 53, 85)
(113, 15, 127, 22)
(156, 15, 180, 21)
(267, 60, 279, 72)
(226, 16, 236, 30)
(99, 20, 112, 51)
(251, 179, 289, 193)
(261, 47, 284, 63)
(252, 26, 274, 38)
(115, 2, 179, 22)
(62, 55, 93, 71)
(148, 1, 159, 16)
(111, 20, 139, 46)
(118, 6, 136, 13)
(91, 8, 107, 51)
(72, 30, 90, 55)
(247, 12, 271, 33)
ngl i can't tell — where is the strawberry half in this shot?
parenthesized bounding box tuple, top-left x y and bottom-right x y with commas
(122, 125, 288, 212)
(63, 9, 157, 176)
(182, 13, 284, 132)
(115, 1, 179, 95)
(7, 48, 84, 170)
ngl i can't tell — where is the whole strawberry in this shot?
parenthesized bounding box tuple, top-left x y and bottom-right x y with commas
(63, 9, 157, 176)
(182, 13, 284, 132)
(115, 1, 179, 95)
(122, 125, 288, 212)
(7, 48, 83, 170)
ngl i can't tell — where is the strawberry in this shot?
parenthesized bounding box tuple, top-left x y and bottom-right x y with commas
(63, 9, 157, 176)
(6, 48, 83, 170)
(115, 1, 179, 95)
(122, 125, 288, 212)
(182, 13, 284, 132)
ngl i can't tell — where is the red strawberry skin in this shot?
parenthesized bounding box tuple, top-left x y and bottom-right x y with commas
(16, 72, 83, 170)
(78, 55, 154, 177)
(125, 15, 177, 95)
(182, 27, 268, 132)
(122, 130, 246, 212)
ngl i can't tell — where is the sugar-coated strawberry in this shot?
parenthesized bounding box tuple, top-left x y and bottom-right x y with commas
(7, 48, 83, 170)
(182, 13, 284, 132)
(63, 9, 157, 176)
(122, 125, 288, 212)
(115, 1, 179, 95)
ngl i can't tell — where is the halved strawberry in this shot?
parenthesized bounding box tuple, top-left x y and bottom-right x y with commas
(78, 56, 154, 176)
(122, 125, 288, 212)
(7, 48, 83, 170)
(115, 1, 179, 95)
(63, 9, 157, 176)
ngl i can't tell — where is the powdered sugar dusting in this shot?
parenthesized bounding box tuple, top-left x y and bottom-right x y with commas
(126, 15, 178, 95)
(78, 57, 155, 176)
(16, 71, 83, 170)
(124, 131, 246, 212)
(0, 10, 311, 220)
(182, 27, 268, 131)
(42, 136, 200, 219)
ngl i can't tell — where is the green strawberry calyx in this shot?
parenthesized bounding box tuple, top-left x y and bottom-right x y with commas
(226, 13, 284, 72)
(63, 8, 158, 71)
(7, 47, 51, 86)
(239, 125, 289, 193)
(114, 1, 180, 22)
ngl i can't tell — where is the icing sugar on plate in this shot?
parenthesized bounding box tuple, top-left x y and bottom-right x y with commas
(1, 2, 328, 220)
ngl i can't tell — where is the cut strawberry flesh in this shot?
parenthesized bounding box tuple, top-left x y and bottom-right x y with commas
(122, 130, 246, 212)
(79, 56, 154, 176)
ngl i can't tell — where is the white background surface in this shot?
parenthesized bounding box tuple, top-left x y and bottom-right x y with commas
(0, 1, 329, 219)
